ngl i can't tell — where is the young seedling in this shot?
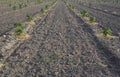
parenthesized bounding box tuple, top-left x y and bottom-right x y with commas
(9, 4, 12, 7)
(12, 5, 17, 10)
(89, 3, 92, 7)
(26, 14, 33, 22)
(45, 5, 48, 9)
(14, 22, 26, 36)
(68, 4, 74, 9)
(89, 17, 96, 23)
(15, 28, 24, 35)
(14, 22, 25, 29)
(102, 28, 112, 37)
(24, 4, 27, 7)
(81, 10, 88, 17)
(40, 8, 45, 14)
(19, 4, 22, 9)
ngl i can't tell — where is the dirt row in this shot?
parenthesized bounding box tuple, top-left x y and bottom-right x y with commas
(0, 1, 119, 77)
(69, 2, 120, 36)
(81, 5, 120, 17)
(66, 0, 120, 16)
(0, 0, 46, 15)
(91, 3, 120, 13)
(92, 2, 120, 9)
(66, 1, 120, 59)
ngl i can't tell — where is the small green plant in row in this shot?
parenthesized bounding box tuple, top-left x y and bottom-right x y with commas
(45, 5, 49, 9)
(40, 8, 45, 14)
(80, 11, 113, 37)
(12, 3, 27, 10)
(81, 11, 96, 23)
(89, 17, 96, 23)
(26, 14, 33, 22)
(68, 4, 75, 9)
(12, 6, 17, 10)
(102, 28, 112, 37)
(81, 10, 88, 17)
(14, 22, 26, 36)
(39, 6, 48, 15)
(36, 0, 43, 4)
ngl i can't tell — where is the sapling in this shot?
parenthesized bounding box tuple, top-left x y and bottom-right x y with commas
(12, 5, 17, 10)
(15, 29, 24, 35)
(19, 4, 22, 9)
(26, 14, 33, 22)
(40, 8, 45, 14)
(14, 22, 26, 36)
(69, 4, 74, 9)
(45, 5, 48, 9)
(102, 28, 112, 37)
(81, 10, 88, 17)
(89, 17, 96, 23)
(14, 22, 25, 29)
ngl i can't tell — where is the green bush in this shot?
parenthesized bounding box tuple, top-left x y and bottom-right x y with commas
(69, 4, 74, 9)
(15, 29, 24, 35)
(26, 14, 33, 21)
(12, 5, 17, 10)
(14, 22, 25, 29)
(81, 10, 88, 17)
(19, 4, 22, 9)
(89, 17, 96, 23)
(45, 5, 48, 9)
(14, 22, 26, 35)
(102, 28, 112, 37)
(40, 8, 45, 14)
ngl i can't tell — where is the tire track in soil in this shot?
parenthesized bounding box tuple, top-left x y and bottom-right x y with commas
(0, 1, 119, 77)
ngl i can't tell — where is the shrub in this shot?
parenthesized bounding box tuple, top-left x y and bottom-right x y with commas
(24, 4, 27, 7)
(89, 17, 96, 23)
(89, 3, 92, 7)
(45, 5, 48, 9)
(26, 14, 33, 21)
(14, 22, 26, 35)
(14, 22, 25, 29)
(69, 4, 74, 9)
(40, 8, 44, 14)
(81, 10, 88, 17)
(15, 29, 24, 35)
(19, 4, 22, 9)
(12, 5, 17, 10)
(102, 28, 112, 37)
